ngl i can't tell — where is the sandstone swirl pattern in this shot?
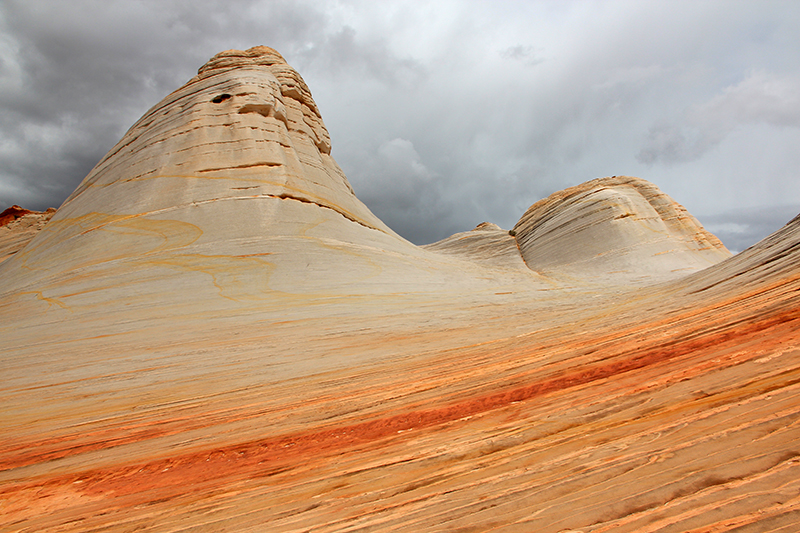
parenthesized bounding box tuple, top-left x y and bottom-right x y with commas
(0, 47, 798, 532)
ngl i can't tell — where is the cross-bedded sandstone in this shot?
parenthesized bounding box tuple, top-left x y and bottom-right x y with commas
(0, 47, 798, 533)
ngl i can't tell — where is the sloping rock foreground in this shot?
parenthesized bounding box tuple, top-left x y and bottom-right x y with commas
(1, 47, 798, 532)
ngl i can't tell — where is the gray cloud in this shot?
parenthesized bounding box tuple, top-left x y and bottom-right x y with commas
(298, 25, 427, 86)
(0, 0, 332, 210)
(500, 45, 544, 66)
(700, 205, 800, 254)
(638, 70, 800, 165)
(345, 138, 453, 240)
(0, 0, 798, 252)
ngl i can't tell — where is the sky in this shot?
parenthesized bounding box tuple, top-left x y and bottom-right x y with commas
(0, 1, 799, 252)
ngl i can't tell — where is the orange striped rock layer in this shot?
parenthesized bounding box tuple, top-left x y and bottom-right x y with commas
(0, 47, 798, 532)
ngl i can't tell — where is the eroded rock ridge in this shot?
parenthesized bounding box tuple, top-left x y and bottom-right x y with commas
(0, 47, 798, 533)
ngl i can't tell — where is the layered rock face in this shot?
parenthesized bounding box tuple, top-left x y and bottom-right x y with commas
(0, 206, 56, 264)
(1, 47, 799, 532)
(512, 176, 731, 282)
(0, 47, 416, 301)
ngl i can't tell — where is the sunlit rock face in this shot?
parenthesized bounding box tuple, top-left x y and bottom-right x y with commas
(1, 47, 799, 532)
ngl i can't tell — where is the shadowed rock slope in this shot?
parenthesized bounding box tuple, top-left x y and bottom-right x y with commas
(1, 47, 798, 533)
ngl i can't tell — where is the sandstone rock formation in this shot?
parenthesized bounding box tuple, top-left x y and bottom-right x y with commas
(0, 205, 56, 265)
(1, 47, 798, 532)
(512, 176, 731, 283)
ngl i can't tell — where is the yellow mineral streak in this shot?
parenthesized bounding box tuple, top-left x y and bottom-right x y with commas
(0, 47, 798, 532)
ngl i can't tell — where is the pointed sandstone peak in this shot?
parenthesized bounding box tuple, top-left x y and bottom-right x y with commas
(197, 46, 324, 124)
(2, 48, 800, 533)
(2, 46, 403, 293)
(60, 45, 372, 225)
(512, 176, 731, 282)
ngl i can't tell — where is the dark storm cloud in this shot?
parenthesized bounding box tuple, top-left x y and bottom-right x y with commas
(0, 0, 331, 209)
(0, 0, 798, 252)
(0, 0, 425, 210)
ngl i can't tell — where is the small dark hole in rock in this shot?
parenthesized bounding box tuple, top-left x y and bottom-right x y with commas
(508, 230, 516, 237)
(212, 94, 232, 104)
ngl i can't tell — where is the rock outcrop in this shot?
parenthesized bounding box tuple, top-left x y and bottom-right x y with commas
(0, 205, 34, 227)
(512, 176, 731, 283)
(1, 47, 798, 533)
(0, 47, 411, 298)
(423, 221, 531, 271)
(0, 205, 56, 264)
